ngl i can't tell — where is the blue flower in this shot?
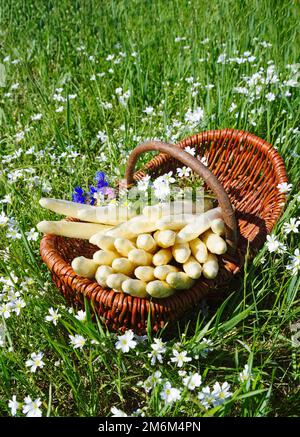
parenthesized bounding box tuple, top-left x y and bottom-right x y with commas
(95, 171, 108, 189)
(89, 186, 98, 205)
(72, 186, 86, 204)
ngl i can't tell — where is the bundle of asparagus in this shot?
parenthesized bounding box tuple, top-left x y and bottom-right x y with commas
(37, 197, 227, 298)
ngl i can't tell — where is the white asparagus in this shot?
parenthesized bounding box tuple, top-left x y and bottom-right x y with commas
(112, 258, 135, 275)
(78, 203, 137, 225)
(143, 199, 212, 221)
(183, 256, 202, 279)
(176, 207, 222, 243)
(71, 256, 98, 279)
(156, 214, 199, 231)
(166, 272, 194, 290)
(93, 249, 119, 265)
(114, 237, 136, 257)
(122, 279, 148, 297)
(154, 265, 179, 280)
(114, 238, 136, 257)
(39, 197, 136, 225)
(127, 215, 158, 235)
(202, 253, 219, 279)
(95, 265, 114, 287)
(152, 248, 173, 266)
(37, 220, 111, 239)
(128, 249, 153, 266)
(146, 280, 175, 298)
(172, 242, 191, 264)
(134, 266, 155, 282)
(89, 233, 116, 250)
(136, 234, 157, 253)
(105, 223, 137, 240)
(39, 197, 94, 220)
(201, 231, 227, 255)
(210, 218, 225, 236)
(153, 230, 176, 248)
(189, 238, 208, 263)
(106, 273, 131, 290)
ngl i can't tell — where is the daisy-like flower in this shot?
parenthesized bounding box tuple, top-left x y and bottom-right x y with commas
(6, 228, 22, 240)
(0, 303, 12, 319)
(69, 334, 87, 349)
(160, 382, 181, 405)
(198, 386, 214, 409)
(143, 106, 154, 115)
(199, 337, 214, 357)
(266, 92, 276, 102)
(75, 310, 86, 322)
(143, 370, 162, 393)
(45, 307, 61, 325)
(25, 352, 45, 373)
(277, 182, 293, 194)
(148, 338, 166, 365)
(265, 234, 286, 254)
(25, 228, 39, 241)
(183, 372, 202, 390)
(286, 249, 300, 276)
(184, 146, 195, 156)
(170, 349, 192, 368)
(229, 102, 237, 112)
(111, 406, 127, 417)
(137, 175, 151, 192)
(283, 218, 300, 234)
(0, 212, 9, 226)
(163, 171, 176, 184)
(239, 364, 252, 383)
(55, 106, 64, 113)
(176, 166, 191, 178)
(8, 395, 20, 416)
(22, 396, 42, 417)
(31, 113, 43, 121)
(153, 177, 171, 201)
(115, 330, 137, 353)
(185, 107, 204, 125)
(212, 382, 232, 406)
(13, 298, 26, 315)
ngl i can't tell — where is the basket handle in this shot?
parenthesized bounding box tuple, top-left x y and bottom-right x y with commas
(125, 140, 238, 254)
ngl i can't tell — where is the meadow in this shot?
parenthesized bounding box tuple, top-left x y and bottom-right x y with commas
(0, 0, 299, 417)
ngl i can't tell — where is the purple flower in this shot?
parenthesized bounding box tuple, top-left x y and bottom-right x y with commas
(95, 171, 108, 189)
(72, 186, 86, 204)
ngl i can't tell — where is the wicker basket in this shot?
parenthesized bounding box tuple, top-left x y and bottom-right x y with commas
(40, 129, 287, 334)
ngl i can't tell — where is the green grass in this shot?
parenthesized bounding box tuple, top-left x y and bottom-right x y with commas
(0, 0, 299, 417)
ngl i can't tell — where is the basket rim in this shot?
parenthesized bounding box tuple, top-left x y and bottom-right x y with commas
(40, 129, 288, 315)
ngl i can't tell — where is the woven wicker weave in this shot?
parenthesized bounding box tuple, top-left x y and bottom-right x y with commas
(40, 129, 287, 334)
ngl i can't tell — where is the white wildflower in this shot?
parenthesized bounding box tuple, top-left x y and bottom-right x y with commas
(45, 307, 61, 326)
(170, 349, 192, 368)
(69, 334, 87, 349)
(115, 330, 137, 353)
(8, 395, 20, 416)
(183, 372, 202, 390)
(277, 182, 293, 194)
(239, 364, 252, 383)
(211, 382, 232, 406)
(25, 352, 45, 373)
(283, 218, 300, 234)
(111, 406, 127, 417)
(22, 396, 42, 417)
(75, 310, 86, 322)
(160, 382, 181, 405)
(148, 338, 166, 365)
